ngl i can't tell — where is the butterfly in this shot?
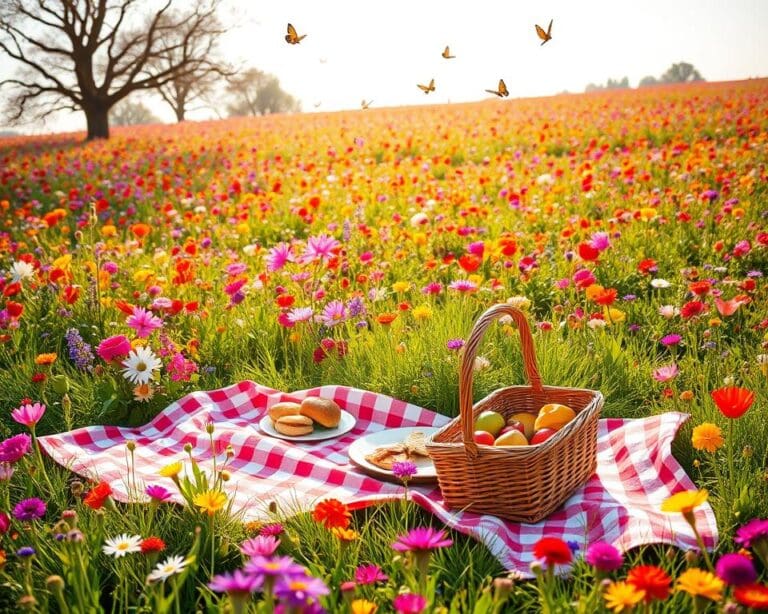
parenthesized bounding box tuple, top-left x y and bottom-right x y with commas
(535, 19, 553, 45)
(442, 46, 455, 59)
(485, 79, 509, 98)
(361, 100, 373, 109)
(285, 23, 306, 44)
(417, 78, 435, 94)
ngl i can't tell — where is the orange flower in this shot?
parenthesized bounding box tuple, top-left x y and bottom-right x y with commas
(376, 312, 397, 325)
(312, 498, 351, 530)
(627, 565, 672, 603)
(83, 481, 113, 510)
(734, 583, 768, 610)
(691, 423, 724, 453)
(34, 353, 57, 366)
(711, 386, 754, 419)
(331, 526, 359, 541)
(593, 287, 618, 306)
(130, 223, 151, 238)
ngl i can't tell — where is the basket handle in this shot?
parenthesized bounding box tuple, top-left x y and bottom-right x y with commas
(459, 304, 544, 456)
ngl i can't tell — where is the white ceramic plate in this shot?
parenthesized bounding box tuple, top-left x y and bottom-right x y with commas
(259, 410, 356, 442)
(348, 427, 439, 483)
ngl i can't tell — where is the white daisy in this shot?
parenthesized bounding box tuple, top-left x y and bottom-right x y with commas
(650, 278, 671, 289)
(147, 555, 188, 583)
(10, 260, 35, 283)
(121, 346, 162, 385)
(103, 534, 142, 558)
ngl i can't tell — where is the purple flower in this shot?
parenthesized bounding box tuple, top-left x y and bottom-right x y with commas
(734, 518, 768, 548)
(354, 564, 388, 585)
(393, 592, 428, 613)
(660, 334, 682, 347)
(145, 485, 173, 503)
(13, 498, 46, 521)
(448, 279, 478, 293)
(275, 602, 326, 614)
(392, 461, 418, 481)
(319, 300, 347, 327)
(66, 328, 95, 371)
(16, 546, 36, 558)
(446, 338, 465, 351)
(287, 307, 314, 323)
(0, 433, 32, 463)
(274, 572, 329, 608)
(585, 541, 623, 572)
(715, 553, 757, 586)
(589, 232, 611, 252)
(392, 527, 453, 553)
(244, 555, 306, 579)
(208, 569, 262, 594)
(567, 540, 580, 554)
(240, 535, 280, 558)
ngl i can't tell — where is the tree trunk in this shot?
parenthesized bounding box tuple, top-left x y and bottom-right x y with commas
(175, 107, 185, 122)
(85, 104, 110, 140)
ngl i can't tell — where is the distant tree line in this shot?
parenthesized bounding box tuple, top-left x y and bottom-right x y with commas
(585, 61, 705, 93)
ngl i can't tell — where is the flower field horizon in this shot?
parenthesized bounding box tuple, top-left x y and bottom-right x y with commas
(0, 78, 766, 612)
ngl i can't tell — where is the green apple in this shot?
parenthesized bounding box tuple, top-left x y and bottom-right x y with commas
(474, 410, 506, 437)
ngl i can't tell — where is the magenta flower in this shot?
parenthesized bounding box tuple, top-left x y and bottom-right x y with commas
(97, 335, 132, 362)
(13, 497, 46, 521)
(448, 279, 478, 293)
(715, 553, 757, 586)
(208, 569, 262, 594)
(319, 300, 347, 327)
(259, 523, 284, 537)
(354, 564, 388, 585)
(302, 234, 340, 263)
(225, 262, 248, 276)
(266, 242, 294, 272)
(126, 307, 163, 338)
(589, 232, 611, 252)
(652, 363, 679, 382)
(274, 572, 329, 608)
(392, 527, 453, 553)
(660, 334, 682, 347)
(11, 402, 46, 428)
(0, 511, 10, 534)
(572, 268, 596, 289)
(240, 535, 280, 558)
(392, 461, 418, 481)
(584, 541, 623, 572)
(393, 592, 428, 613)
(734, 518, 768, 548)
(0, 433, 32, 463)
(167, 352, 198, 382)
(446, 338, 465, 351)
(421, 282, 443, 295)
(145, 485, 173, 503)
(244, 555, 306, 579)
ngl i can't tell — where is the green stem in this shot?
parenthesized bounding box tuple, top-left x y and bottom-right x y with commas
(686, 514, 713, 572)
(728, 419, 736, 502)
(209, 513, 215, 577)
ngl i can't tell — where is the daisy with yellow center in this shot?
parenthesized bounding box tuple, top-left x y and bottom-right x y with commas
(603, 580, 646, 613)
(193, 490, 227, 516)
(676, 568, 723, 602)
(691, 423, 724, 453)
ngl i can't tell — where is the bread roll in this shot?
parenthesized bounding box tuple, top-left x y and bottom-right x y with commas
(300, 396, 341, 428)
(274, 415, 314, 436)
(268, 401, 302, 422)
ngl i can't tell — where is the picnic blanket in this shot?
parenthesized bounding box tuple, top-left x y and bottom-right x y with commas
(39, 381, 718, 576)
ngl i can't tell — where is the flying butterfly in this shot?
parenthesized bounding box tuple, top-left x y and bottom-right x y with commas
(535, 19, 553, 45)
(442, 46, 455, 59)
(485, 79, 509, 98)
(417, 78, 435, 94)
(285, 23, 306, 44)
(361, 99, 373, 109)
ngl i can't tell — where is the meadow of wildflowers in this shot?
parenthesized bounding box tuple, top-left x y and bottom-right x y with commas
(0, 79, 766, 611)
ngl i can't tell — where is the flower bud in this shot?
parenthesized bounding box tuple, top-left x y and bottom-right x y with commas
(126, 440, 136, 452)
(70, 480, 83, 497)
(685, 549, 699, 566)
(220, 470, 231, 482)
(18, 596, 37, 611)
(493, 577, 514, 601)
(46, 575, 65, 592)
(226, 445, 234, 459)
(742, 445, 753, 459)
(183, 443, 193, 453)
(206, 421, 215, 434)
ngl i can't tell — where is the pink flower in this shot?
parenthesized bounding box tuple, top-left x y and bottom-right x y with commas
(0, 511, 9, 534)
(126, 307, 163, 338)
(393, 593, 427, 614)
(714, 297, 746, 317)
(354, 564, 388, 585)
(392, 527, 453, 553)
(589, 232, 611, 252)
(652, 363, 679, 382)
(266, 243, 293, 272)
(240, 535, 280, 558)
(573, 268, 596, 289)
(302, 234, 340, 263)
(167, 352, 198, 382)
(97, 335, 132, 362)
(11, 402, 46, 428)
(319, 300, 347, 326)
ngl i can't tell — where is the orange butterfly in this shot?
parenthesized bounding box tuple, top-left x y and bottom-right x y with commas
(417, 78, 436, 94)
(535, 19, 553, 45)
(285, 23, 306, 44)
(361, 100, 373, 109)
(485, 79, 509, 98)
(442, 46, 455, 59)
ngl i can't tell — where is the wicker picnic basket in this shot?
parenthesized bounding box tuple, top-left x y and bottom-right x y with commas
(426, 304, 603, 523)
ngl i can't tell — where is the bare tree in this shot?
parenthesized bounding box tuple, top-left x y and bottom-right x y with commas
(0, 0, 229, 140)
(150, 9, 233, 122)
(225, 68, 300, 117)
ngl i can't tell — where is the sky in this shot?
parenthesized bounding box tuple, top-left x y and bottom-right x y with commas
(4, 0, 768, 133)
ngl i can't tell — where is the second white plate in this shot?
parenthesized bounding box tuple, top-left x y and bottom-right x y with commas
(348, 427, 439, 482)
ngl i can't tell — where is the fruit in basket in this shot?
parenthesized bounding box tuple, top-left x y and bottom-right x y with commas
(473, 431, 496, 446)
(534, 403, 576, 431)
(508, 412, 536, 439)
(475, 411, 505, 437)
(499, 422, 525, 437)
(494, 430, 528, 447)
(530, 428, 557, 445)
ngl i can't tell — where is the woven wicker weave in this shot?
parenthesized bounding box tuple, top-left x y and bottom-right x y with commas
(426, 304, 603, 522)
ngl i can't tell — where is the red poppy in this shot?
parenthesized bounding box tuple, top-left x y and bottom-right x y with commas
(31, 373, 46, 383)
(312, 498, 351, 530)
(140, 536, 166, 554)
(578, 242, 600, 261)
(5, 301, 23, 318)
(532, 537, 572, 566)
(593, 287, 618, 306)
(680, 300, 708, 320)
(83, 481, 113, 510)
(734, 583, 768, 610)
(62, 285, 80, 305)
(458, 254, 481, 273)
(637, 258, 657, 275)
(711, 386, 754, 419)
(626, 565, 672, 603)
(688, 281, 711, 296)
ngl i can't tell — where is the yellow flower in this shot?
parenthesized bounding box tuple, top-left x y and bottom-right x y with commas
(35, 353, 58, 366)
(52, 254, 72, 270)
(392, 281, 411, 293)
(585, 284, 605, 301)
(351, 600, 378, 614)
(691, 423, 724, 453)
(158, 461, 183, 479)
(675, 568, 723, 601)
(331, 526, 359, 542)
(192, 490, 227, 516)
(412, 305, 433, 321)
(101, 224, 117, 238)
(506, 296, 531, 311)
(604, 307, 625, 324)
(603, 580, 645, 613)
(661, 489, 708, 515)
(133, 269, 155, 283)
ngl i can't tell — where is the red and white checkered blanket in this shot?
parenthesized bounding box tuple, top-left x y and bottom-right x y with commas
(39, 381, 717, 576)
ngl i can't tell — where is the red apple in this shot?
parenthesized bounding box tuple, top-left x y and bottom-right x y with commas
(473, 430, 495, 446)
(530, 428, 557, 445)
(499, 421, 525, 437)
